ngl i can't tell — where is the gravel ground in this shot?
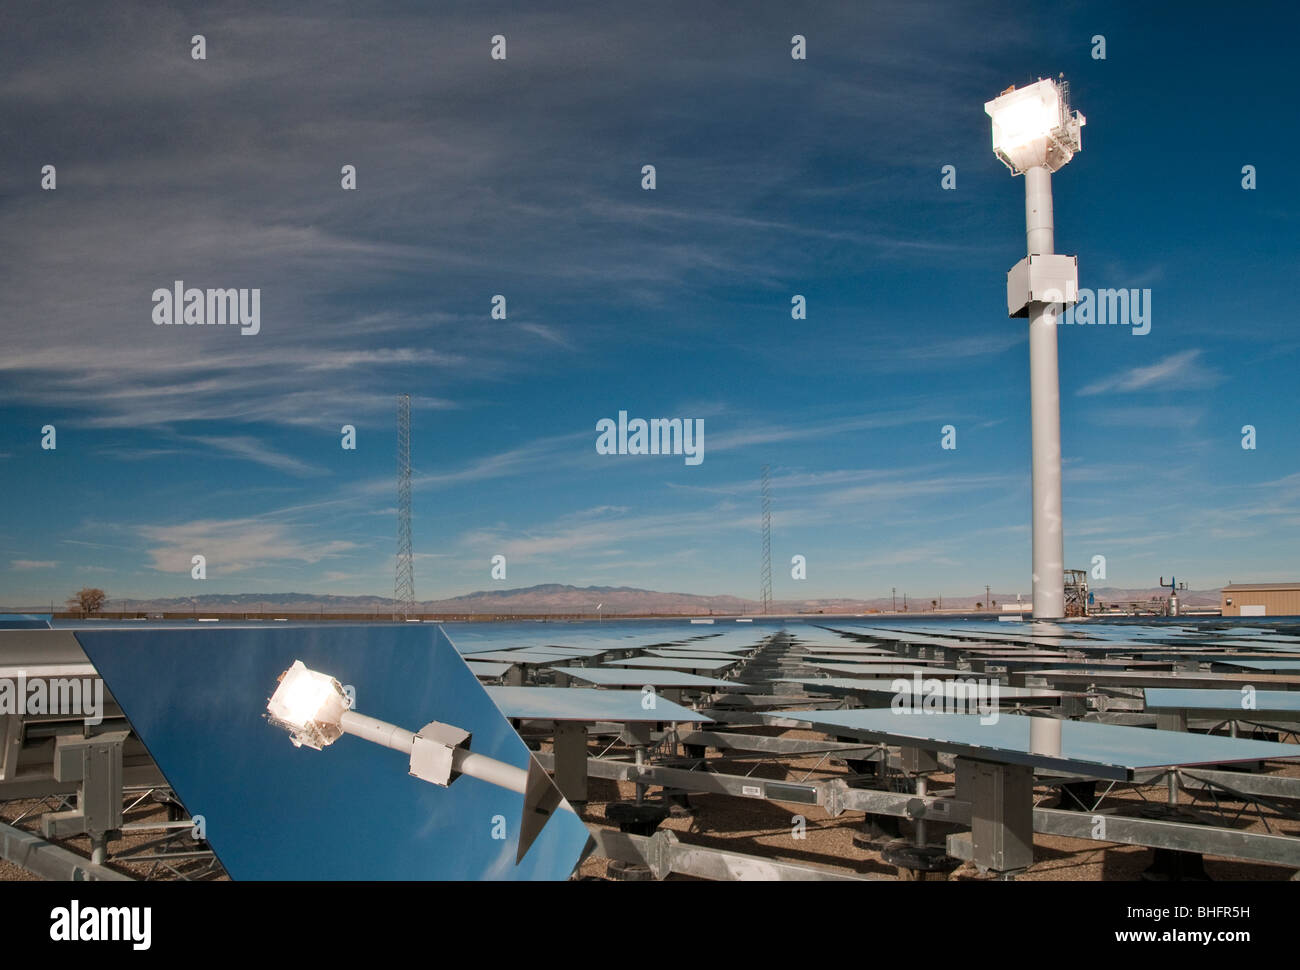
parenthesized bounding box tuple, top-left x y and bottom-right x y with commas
(0, 795, 227, 881)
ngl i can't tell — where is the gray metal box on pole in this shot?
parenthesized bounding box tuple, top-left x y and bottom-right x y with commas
(955, 757, 1034, 875)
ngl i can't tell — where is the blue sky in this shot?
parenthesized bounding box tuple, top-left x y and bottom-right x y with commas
(2, 2, 1298, 606)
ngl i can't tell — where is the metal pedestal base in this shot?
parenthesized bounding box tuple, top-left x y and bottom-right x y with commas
(606, 801, 670, 836)
(881, 844, 960, 881)
(1137, 804, 1212, 881)
(606, 858, 656, 881)
(1142, 847, 1210, 882)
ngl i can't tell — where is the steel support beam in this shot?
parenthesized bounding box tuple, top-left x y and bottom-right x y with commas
(0, 821, 132, 881)
(0, 764, 165, 801)
(678, 730, 883, 758)
(589, 828, 881, 881)
(1033, 807, 1300, 868)
(535, 751, 822, 804)
(1180, 767, 1300, 801)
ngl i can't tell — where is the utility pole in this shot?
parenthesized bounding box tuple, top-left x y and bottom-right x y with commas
(759, 465, 773, 614)
(395, 393, 415, 620)
(892, 587, 896, 612)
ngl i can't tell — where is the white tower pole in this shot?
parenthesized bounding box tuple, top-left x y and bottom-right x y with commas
(1024, 165, 1064, 619)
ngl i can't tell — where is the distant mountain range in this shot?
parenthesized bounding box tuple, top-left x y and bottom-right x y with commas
(25, 583, 1223, 615)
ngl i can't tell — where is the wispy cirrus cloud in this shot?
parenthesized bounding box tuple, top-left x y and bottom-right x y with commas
(1078, 350, 1221, 397)
(138, 518, 356, 574)
(178, 435, 328, 477)
(1083, 405, 1208, 431)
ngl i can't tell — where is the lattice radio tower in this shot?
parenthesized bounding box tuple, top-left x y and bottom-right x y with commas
(760, 464, 773, 614)
(395, 393, 415, 618)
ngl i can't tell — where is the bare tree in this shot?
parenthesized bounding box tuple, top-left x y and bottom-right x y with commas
(67, 588, 107, 614)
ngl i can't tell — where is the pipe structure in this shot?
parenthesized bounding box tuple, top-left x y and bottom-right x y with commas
(914, 775, 927, 848)
(340, 709, 530, 796)
(340, 710, 416, 750)
(634, 746, 646, 805)
(1024, 165, 1065, 620)
(453, 750, 527, 795)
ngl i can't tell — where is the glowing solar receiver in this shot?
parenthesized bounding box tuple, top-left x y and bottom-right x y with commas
(266, 660, 349, 750)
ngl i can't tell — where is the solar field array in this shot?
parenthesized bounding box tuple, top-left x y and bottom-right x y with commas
(3, 615, 1300, 880)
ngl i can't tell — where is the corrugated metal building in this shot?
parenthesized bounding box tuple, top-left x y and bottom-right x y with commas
(1221, 582, 1300, 617)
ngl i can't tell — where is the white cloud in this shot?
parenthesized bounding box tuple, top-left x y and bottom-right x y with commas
(138, 518, 355, 574)
(1078, 350, 1220, 397)
(180, 435, 327, 477)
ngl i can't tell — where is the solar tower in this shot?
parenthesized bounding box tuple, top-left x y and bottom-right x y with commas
(985, 76, 1085, 619)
